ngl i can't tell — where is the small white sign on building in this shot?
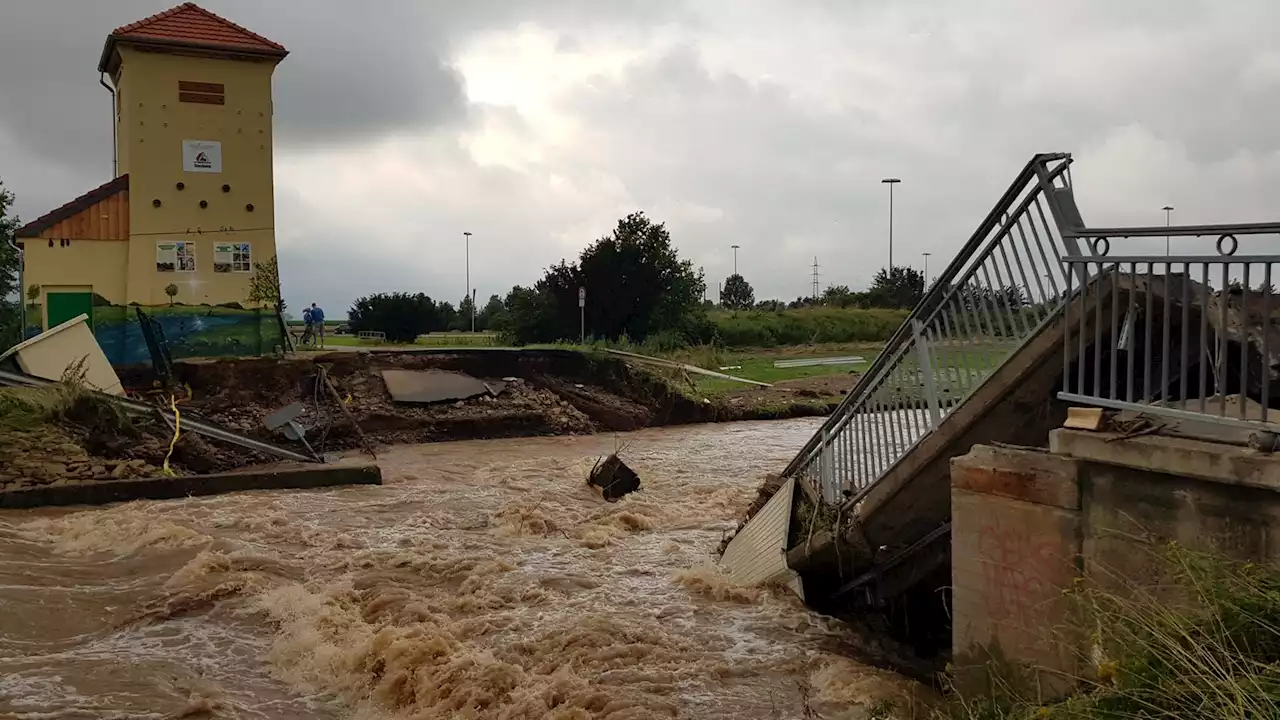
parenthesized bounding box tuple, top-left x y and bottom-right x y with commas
(182, 139, 222, 173)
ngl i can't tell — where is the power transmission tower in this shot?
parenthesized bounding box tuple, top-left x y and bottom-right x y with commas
(811, 257, 820, 300)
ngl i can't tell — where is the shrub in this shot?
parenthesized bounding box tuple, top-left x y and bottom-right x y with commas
(712, 307, 907, 348)
(348, 292, 442, 343)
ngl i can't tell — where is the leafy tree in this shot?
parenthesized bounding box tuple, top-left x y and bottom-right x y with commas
(0, 182, 21, 344)
(164, 283, 179, 305)
(501, 212, 708, 344)
(477, 294, 505, 331)
(348, 292, 442, 343)
(454, 294, 476, 332)
(1001, 284, 1027, 310)
(867, 266, 925, 309)
(497, 285, 556, 344)
(720, 273, 755, 310)
(246, 254, 285, 312)
(821, 284, 875, 309)
(436, 300, 458, 333)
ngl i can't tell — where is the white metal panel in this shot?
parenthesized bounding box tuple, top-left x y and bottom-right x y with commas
(720, 477, 798, 591)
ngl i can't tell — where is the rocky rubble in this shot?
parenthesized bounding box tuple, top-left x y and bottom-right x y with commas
(0, 426, 162, 492)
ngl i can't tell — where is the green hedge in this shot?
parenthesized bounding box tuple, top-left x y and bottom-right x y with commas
(710, 307, 908, 348)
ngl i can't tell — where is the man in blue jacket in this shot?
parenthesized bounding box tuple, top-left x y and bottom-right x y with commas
(309, 303, 326, 347)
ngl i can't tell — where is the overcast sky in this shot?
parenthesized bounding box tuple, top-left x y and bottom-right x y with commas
(3, 1, 1279, 316)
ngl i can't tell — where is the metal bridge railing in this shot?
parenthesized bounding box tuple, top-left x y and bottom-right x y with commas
(783, 153, 1081, 503)
(1060, 230, 1280, 433)
(784, 151, 1280, 507)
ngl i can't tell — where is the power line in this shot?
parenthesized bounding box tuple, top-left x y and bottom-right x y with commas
(811, 256, 820, 300)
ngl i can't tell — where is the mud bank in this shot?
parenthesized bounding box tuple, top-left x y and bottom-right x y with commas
(116, 349, 835, 462)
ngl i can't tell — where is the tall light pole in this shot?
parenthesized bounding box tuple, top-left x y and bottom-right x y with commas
(1161, 205, 1174, 257)
(922, 252, 932, 287)
(882, 177, 901, 270)
(730, 244, 740, 275)
(463, 231, 473, 332)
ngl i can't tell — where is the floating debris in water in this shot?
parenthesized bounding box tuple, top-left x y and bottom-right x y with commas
(588, 453, 641, 501)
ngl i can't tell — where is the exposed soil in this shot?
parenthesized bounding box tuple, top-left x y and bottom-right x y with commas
(717, 374, 851, 415)
(1, 349, 846, 493)
(107, 349, 839, 461)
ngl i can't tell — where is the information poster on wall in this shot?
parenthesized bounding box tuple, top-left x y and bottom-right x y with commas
(182, 139, 222, 173)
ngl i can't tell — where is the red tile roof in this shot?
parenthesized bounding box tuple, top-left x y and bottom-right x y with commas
(99, 3, 286, 72)
(15, 175, 129, 239)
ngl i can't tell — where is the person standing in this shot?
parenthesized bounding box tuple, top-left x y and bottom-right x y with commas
(310, 302, 326, 347)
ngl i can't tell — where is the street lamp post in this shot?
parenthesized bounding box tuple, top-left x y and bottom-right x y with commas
(922, 252, 932, 287)
(1162, 206, 1174, 257)
(463, 231, 473, 332)
(882, 178, 901, 270)
(730, 244, 740, 276)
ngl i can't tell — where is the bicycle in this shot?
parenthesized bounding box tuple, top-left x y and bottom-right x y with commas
(291, 325, 316, 349)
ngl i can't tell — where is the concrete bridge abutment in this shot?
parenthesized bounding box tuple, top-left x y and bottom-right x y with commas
(951, 428, 1280, 699)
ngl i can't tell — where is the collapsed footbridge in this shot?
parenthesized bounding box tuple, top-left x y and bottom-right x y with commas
(721, 152, 1280, 654)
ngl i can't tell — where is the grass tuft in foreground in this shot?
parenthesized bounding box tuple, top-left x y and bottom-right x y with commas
(938, 543, 1280, 720)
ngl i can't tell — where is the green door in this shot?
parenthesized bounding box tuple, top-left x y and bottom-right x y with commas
(46, 291, 94, 330)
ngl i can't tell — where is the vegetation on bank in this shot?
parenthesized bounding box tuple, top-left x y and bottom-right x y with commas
(711, 306, 907, 347)
(342, 210, 932, 352)
(936, 544, 1280, 720)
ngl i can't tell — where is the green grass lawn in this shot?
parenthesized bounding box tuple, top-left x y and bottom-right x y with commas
(688, 347, 877, 395)
(683, 339, 1017, 399)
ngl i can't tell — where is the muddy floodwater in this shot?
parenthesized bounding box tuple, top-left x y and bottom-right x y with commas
(0, 419, 921, 719)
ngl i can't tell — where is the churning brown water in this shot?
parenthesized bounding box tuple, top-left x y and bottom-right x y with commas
(0, 419, 921, 719)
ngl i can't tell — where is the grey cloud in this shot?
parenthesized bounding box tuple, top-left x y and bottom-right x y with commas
(221, 2, 470, 145)
(7, 0, 1280, 313)
(0, 0, 686, 219)
(522, 1, 1280, 300)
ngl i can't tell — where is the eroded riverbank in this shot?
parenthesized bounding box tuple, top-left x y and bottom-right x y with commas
(0, 419, 927, 719)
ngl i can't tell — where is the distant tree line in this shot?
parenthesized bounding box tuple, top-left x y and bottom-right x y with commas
(343, 210, 1061, 348)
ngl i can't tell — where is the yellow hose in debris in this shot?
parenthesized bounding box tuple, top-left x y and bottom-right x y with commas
(162, 393, 181, 477)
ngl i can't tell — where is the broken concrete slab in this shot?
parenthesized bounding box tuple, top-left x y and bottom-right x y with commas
(0, 463, 382, 509)
(380, 369, 506, 404)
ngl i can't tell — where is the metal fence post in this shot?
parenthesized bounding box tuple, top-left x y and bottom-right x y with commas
(819, 425, 835, 502)
(912, 320, 943, 427)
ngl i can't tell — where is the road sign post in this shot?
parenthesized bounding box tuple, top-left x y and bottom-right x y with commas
(578, 286, 586, 344)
